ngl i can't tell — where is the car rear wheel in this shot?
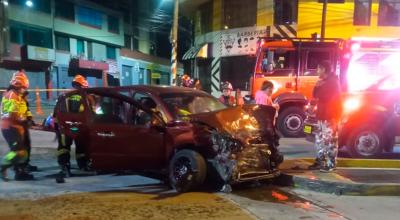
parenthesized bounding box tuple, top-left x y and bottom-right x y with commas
(169, 149, 207, 193)
(347, 126, 384, 158)
(277, 106, 305, 137)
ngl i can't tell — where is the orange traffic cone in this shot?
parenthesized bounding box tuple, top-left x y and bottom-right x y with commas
(35, 87, 43, 116)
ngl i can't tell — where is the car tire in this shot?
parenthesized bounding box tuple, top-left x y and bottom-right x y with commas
(277, 106, 305, 137)
(347, 126, 384, 158)
(169, 149, 207, 193)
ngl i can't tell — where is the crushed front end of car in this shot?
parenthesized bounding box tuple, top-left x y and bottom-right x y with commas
(191, 104, 283, 188)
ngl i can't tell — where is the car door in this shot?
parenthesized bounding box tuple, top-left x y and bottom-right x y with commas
(56, 91, 90, 140)
(87, 91, 165, 171)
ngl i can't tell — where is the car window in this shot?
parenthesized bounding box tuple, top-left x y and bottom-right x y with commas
(86, 92, 159, 127)
(304, 50, 331, 76)
(133, 92, 168, 123)
(261, 50, 297, 76)
(160, 93, 227, 119)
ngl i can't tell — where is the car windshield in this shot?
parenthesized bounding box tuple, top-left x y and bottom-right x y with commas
(160, 93, 227, 119)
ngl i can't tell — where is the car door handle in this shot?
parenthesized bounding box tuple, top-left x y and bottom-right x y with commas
(96, 132, 115, 137)
(65, 121, 82, 126)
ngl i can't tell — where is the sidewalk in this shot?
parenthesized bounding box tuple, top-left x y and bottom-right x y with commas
(278, 158, 400, 196)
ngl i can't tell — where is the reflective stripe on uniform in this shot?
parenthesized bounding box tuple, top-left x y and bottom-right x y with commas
(57, 148, 70, 156)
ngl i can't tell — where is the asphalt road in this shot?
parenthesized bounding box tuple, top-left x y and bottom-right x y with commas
(1, 131, 400, 220)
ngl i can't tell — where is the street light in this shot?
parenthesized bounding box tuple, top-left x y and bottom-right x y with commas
(2, 1, 8, 6)
(25, 0, 33, 7)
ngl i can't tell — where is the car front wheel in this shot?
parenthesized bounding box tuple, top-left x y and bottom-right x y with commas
(347, 126, 384, 158)
(169, 149, 207, 193)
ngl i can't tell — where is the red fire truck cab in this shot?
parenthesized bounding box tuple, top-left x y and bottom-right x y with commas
(251, 38, 345, 137)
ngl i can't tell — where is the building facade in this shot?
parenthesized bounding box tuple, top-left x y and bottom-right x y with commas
(183, 0, 400, 96)
(0, 0, 182, 102)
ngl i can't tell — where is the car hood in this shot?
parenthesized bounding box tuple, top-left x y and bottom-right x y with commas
(189, 104, 277, 145)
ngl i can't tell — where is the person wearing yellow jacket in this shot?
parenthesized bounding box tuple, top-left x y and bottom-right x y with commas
(13, 70, 38, 172)
(0, 74, 34, 181)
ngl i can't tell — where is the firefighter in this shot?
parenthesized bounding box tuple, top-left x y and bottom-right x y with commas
(181, 74, 193, 88)
(309, 61, 342, 172)
(12, 70, 38, 172)
(0, 74, 34, 181)
(219, 81, 244, 106)
(56, 74, 89, 177)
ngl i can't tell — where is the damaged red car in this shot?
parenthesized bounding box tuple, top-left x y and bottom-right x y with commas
(54, 86, 283, 192)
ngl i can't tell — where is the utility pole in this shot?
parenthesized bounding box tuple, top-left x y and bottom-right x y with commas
(321, 0, 328, 39)
(170, 0, 179, 86)
(0, 0, 9, 62)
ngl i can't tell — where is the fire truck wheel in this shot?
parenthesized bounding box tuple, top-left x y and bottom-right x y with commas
(277, 106, 305, 137)
(347, 126, 384, 158)
(169, 149, 207, 193)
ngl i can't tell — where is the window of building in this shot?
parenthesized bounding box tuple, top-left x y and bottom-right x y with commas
(9, 20, 52, 48)
(9, 0, 51, 13)
(199, 2, 213, 34)
(106, 46, 116, 59)
(274, 0, 298, 25)
(133, 37, 139, 50)
(223, 0, 257, 29)
(77, 39, 84, 55)
(55, 35, 70, 51)
(354, 0, 372, 25)
(124, 34, 131, 49)
(378, 0, 400, 26)
(87, 42, 93, 60)
(220, 56, 256, 90)
(55, 0, 75, 21)
(108, 15, 119, 33)
(77, 6, 103, 29)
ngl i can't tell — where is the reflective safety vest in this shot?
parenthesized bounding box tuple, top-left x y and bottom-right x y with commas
(1, 90, 26, 121)
(67, 94, 84, 113)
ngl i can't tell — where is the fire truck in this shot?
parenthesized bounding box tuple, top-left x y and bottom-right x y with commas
(302, 37, 400, 158)
(251, 38, 345, 137)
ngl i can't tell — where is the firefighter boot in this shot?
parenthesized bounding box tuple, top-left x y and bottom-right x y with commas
(1, 166, 10, 182)
(14, 167, 34, 181)
(59, 164, 71, 178)
(26, 164, 38, 172)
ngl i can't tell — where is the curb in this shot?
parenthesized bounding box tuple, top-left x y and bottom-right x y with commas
(275, 173, 400, 196)
(298, 158, 400, 169)
(276, 158, 400, 196)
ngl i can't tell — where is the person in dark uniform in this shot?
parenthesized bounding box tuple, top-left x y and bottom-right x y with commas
(56, 75, 89, 178)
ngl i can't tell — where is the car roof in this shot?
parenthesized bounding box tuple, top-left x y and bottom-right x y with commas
(66, 85, 210, 97)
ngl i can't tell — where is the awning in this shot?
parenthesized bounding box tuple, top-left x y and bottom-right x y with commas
(182, 43, 209, 60)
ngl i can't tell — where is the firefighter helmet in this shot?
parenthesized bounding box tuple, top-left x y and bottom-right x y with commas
(221, 81, 233, 91)
(72, 74, 89, 88)
(181, 74, 193, 87)
(10, 75, 29, 89)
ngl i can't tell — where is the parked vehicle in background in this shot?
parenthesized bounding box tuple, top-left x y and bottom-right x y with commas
(53, 85, 283, 192)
